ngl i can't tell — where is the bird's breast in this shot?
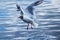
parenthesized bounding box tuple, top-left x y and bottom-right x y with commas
(22, 17, 33, 23)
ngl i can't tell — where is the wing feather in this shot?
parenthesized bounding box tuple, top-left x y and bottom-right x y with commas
(16, 4, 23, 16)
(26, 0, 44, 15)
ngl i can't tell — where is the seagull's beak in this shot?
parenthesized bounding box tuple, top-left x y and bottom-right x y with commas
(17, 9, 19, 11)
(18, 16, 20, 18)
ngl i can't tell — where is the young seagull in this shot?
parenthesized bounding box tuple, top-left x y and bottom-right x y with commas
(16, 0, 44, 30)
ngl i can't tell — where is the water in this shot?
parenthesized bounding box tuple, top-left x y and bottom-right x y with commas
(0, 0, 60, 40)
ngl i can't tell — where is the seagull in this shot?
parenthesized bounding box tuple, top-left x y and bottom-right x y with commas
(16, 0, 44, 30)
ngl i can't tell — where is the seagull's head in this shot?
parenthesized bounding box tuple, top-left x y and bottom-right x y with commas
(18, 16, 23, 19)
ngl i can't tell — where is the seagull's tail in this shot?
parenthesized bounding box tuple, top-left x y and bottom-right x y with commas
(32, 21, 38, 28)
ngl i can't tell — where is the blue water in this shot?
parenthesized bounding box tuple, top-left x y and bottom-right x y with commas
(0, 0, 60, 40)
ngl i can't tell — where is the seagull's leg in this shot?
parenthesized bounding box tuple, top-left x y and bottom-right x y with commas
(31, 24, 33, 29)
(27, 23, 29, 30)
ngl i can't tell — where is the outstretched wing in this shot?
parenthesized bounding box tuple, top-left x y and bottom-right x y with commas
(16, 4, 23, 16)
(16, 4, 21, 11)
(26, 0, 44, 15)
